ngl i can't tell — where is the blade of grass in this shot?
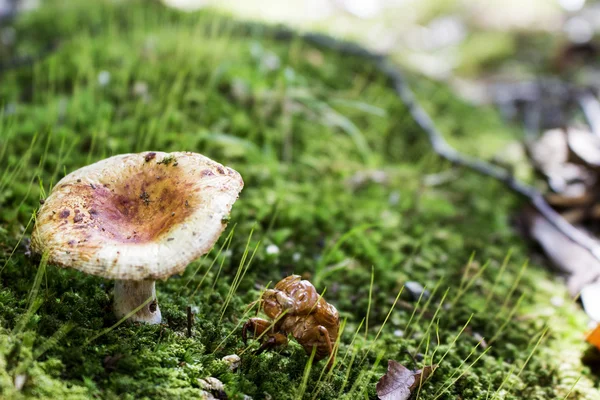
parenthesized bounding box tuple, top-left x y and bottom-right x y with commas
(26, 251, 48, 307)
(313, 223, 377, 287)
(85, 295, 154, 344)
(184, 225, 236, 297)
(416, 332, 433, 400)
(219, 228, 255, 322)
(13, 251, 49, 334)
(497, 260, 528, 316)
(337, 345, 358, 397)
(220, 240, 260, 321)
(450, 260, 490, 308)
(430, 314, 474, 372)
(364, 265, 374, 340)
(457, 252, 476, 292)
(358, 285, 404, 367)
(488, 293, 526, 345)
(211, 229, 235, 292)
(482, 249, 513, 311)
(33, 322, 76, 359)
(311, 318, 347, 400)
(0, 211, 35, 275)
(502, 325, 550, 396)
(406, 279, 443, 339)
(295, 346, 317, 400)
(415, 288, 449, 355)
(210, 289, 264, 355)
(561, 375, 582, 400)
(337, 318, 364, 370)
(433, 342, 492, 400)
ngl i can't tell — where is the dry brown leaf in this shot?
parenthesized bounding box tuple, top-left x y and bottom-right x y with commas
(560, 205, 600, 224)
(376, 360, 436, 400)
(528, 128, 569, 175)
(529, 128, 597, 196)
(545, 192, 594, 208)
(568, 128, 600, 168)
(523, 209, 600, 297)
(548, 164, 593, 197)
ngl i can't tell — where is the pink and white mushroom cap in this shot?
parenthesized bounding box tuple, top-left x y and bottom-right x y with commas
(31, 152, 243, 280)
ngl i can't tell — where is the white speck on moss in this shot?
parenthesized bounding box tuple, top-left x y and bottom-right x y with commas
(221, 354, 241, 371)
(14, 374, 26, 391)
(98, 71, 111, 86)
(266, 244, 279, 255)
(198, 377, 224, 391)
(388, 191, 400, 205)
(262, 52, 280, 71)
(550, 296, 564, 307)
(133, 81, 150, 101)
(292, 252, 301, 262)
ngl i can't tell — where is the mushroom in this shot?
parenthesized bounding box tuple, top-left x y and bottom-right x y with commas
(30, 152, 243, 324)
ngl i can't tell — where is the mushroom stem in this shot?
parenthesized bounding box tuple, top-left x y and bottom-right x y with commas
(113, 280, 161, 324)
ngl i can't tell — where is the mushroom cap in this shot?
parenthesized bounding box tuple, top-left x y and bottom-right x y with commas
(31, 152, 243, 280)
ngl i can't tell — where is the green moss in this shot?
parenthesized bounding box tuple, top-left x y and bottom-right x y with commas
(0, 0, 597, 398)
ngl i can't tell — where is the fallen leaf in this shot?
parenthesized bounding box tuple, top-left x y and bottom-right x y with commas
(528, 128, 569, 176)
(545, 192, 594, 208)
(586, 323, 600, 349)
(568, 128, 600, 168)
(560, 205, 600, 224)
(521, 208, 600, 298)
(527, 128, 598, 196)
(376, 360, 436, 400)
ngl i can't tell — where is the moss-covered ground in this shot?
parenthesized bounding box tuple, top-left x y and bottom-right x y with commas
(0, 1, 598, 399)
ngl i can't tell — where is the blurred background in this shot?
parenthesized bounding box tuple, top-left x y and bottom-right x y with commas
(187, 0, 600, 111)
(4, 0, 600, 128)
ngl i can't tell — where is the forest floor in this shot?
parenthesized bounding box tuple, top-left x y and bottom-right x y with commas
(0, 1, 598, 399)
